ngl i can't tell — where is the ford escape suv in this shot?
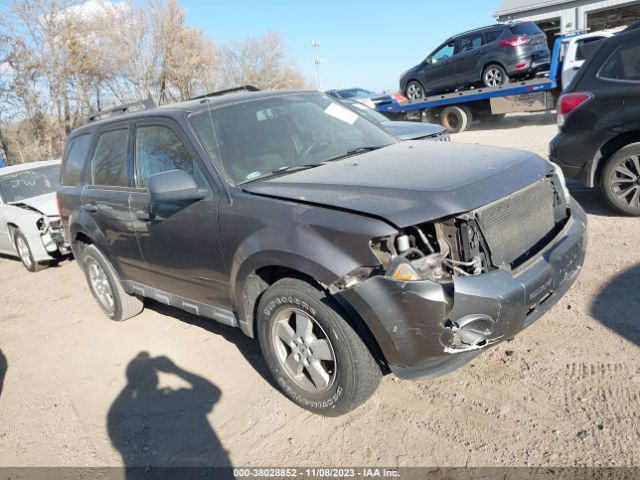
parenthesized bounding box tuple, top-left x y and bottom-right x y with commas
(400, 22, 551, 100)
(58, 89, 586, 416)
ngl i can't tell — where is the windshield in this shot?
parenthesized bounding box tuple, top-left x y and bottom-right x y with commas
(0, 164, 60, 203)
(335, 88, 373, 98)
(344, 101, 389, 124)
(190, 93, 394, 185)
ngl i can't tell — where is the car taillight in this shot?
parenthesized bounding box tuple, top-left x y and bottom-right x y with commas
(557, 92, 593, 127)
(500, 36, 532, 47)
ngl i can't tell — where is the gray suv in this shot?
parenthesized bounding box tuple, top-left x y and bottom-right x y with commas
(401, 22, 551, 100)
(58, 89, 585, 416)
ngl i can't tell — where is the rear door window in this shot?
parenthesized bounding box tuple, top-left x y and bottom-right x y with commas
(61, 134, 92, 186)
(455, 33, 484, 54)
(90, 129, 130, 187)
(600, 42, 640, 81)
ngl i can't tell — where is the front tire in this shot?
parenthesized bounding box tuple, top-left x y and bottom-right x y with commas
(257, 278, 382, 416)
(601, 143, 640, 216)
(482, 64, 509, 87)
(13, 230, 47, 272)
(81, 244, 144, 321)
(405, 81, 425, 102)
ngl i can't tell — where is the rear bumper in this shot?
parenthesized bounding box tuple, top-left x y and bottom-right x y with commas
(550, 132, 600, 188)
(339, 200, 586, 380)
(506, 50, 551, 76)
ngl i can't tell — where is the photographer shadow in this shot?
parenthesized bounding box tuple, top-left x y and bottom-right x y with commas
(107, 352, 234, 479)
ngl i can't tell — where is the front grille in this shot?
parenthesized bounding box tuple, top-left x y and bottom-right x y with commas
(423, 131, 450, 142)
(476, 178, 556, 267)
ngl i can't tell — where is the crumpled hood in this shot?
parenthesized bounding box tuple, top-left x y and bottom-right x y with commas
(243, 141, 552, 227)
(10, 192, 59, 216)
(381, 120, 446, 140)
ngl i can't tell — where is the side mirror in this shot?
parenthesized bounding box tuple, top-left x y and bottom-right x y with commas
(148, 170, 206, 203)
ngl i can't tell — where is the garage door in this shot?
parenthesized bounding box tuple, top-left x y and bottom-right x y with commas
(587, 2, 640, 31)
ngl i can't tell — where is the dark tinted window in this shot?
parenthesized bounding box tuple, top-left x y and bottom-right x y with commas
(456, 33, 484, 54)
(484, 30, 503, 43)
(61, 134, 92, 186)
(509, 22, 542, 35)
(576, 36, 605, 61)
(91, 129, 129, 187)
(600, 42, 640, 81)
(135, 125, 194, 188)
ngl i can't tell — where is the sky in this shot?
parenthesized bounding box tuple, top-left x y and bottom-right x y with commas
(181, 0, 501, 93)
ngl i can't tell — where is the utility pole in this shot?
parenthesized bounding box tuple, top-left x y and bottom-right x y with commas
(311, 40, 322, 91)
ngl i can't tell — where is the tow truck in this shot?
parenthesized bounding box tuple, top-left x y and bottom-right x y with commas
(376, 33, 595, 133)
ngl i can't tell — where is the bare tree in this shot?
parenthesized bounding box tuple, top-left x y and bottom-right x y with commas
(220, 31, 307, 90)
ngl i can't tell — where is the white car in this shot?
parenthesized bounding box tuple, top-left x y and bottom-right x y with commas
(560, 28, 624, 90)
(0, 160, 70, 271)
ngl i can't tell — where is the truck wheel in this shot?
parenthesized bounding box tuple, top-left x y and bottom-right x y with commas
(257, 278, 382, 416)
(405, 81, 425, 101)
(13, 230, 47, 272)
(482, 64, 509, 87)
(601, 143, 640, 216)
(441, 105, 471, 133)
(81, 244, 144, 321)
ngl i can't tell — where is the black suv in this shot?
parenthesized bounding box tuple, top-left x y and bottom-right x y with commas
(400, 22, 550, 100)
(550, 26, 640, 216)
(58, 89, 585, 416)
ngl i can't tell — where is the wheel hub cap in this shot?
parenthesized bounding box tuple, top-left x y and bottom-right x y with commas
(87, 258, 114, 311)
(611, 154, 640, 210)
(272, 308, 337, 393)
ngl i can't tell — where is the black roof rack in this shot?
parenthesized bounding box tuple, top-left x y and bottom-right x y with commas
(189, 85, 260, 101)
(88, 97, 156, 122)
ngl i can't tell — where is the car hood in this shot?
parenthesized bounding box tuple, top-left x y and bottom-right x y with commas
(381, 121, 445, 140)
(242, 141, 552, 228)
(9, 192, 59, 216)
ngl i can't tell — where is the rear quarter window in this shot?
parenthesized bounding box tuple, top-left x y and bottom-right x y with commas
(600, 42, 640, 81)
(509, 23, 542, 36)
(484, 30, 503, 43)
(61, 134, 92, 186)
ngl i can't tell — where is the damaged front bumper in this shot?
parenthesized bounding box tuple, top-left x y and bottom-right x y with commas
(338, 200, 586, 380)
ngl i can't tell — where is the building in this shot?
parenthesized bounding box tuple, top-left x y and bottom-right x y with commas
(495, 0, 640, 44)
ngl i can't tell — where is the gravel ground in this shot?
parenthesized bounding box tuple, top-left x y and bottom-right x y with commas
(0, 113, 639, 470)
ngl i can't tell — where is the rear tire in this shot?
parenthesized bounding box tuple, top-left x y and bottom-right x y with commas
(257, 278, 382, 416)
(482, 64, 509, 87)
(13, 229, 47, 272)
(81, 244, 144, 321)
(440, 105, 471, 133)
(405, 81, 425, 102)
(601, 143, 640, 216)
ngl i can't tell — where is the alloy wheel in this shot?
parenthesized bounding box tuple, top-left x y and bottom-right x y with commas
(610, 154, 640, 210)
(16, 235, 32, 268)
(485, 68, 504, 87)
(406, 83, 424, 101)
(87, 257, 114, 312)
(271, 307, 337, 393)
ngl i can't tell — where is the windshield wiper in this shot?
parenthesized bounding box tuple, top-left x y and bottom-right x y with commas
(271, 164, 323, 175)
(324, 145, 387, 163)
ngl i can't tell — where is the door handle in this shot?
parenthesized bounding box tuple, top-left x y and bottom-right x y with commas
(82, 204, 98, 213)
(135, 211, 154, 222)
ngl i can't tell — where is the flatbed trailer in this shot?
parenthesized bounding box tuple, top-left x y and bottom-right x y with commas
(377, 37, 565, 133)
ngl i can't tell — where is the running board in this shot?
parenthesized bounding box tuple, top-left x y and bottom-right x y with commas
(121, 280, 238, 327)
